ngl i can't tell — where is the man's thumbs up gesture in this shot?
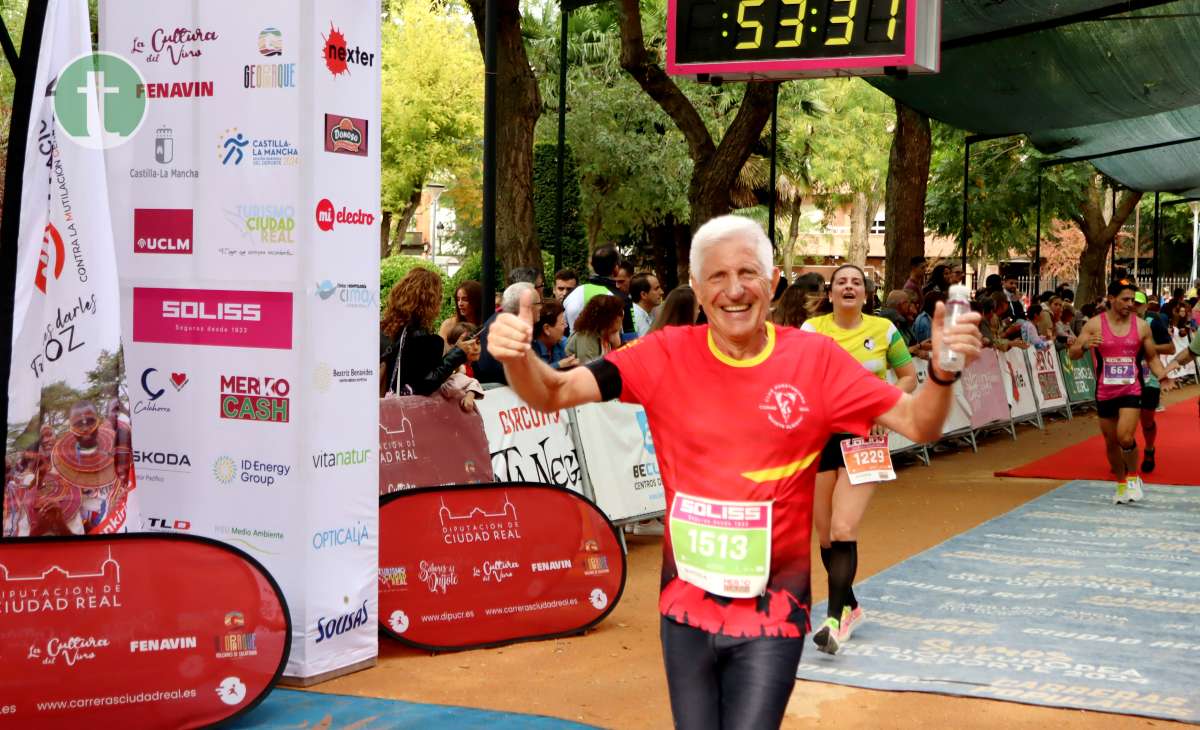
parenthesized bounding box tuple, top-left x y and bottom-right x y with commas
(487, 288, 536, 362)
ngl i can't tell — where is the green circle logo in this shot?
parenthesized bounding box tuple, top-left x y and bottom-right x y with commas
(53, 52, 147, 149)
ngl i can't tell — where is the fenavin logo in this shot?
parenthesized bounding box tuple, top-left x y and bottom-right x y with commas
(53, 52, 147, 149)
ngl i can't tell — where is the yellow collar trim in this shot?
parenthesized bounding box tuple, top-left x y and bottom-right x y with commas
(707, 322, 776, 368)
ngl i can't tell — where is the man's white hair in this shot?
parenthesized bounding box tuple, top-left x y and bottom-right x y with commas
(689, 215, 774, 282)
(501, 282, 536, 313)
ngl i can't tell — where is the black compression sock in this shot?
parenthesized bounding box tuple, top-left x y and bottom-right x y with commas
(827, 541, 857, 621)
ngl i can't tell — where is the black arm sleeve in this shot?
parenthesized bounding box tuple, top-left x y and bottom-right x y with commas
(585, 358, 623, 402)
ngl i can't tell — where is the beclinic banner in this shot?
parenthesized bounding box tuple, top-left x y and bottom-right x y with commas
(99, 0, 381, 679)
(3, 0, 137, 538)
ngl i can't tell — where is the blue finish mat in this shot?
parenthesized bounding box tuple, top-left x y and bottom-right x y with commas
(798, 480, 1200, 723)
(228, 689, 599, 729)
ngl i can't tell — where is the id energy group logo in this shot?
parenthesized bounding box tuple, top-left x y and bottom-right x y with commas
(53, 52, 147, 149)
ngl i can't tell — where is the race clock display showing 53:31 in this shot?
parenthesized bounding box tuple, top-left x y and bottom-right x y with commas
(667, 0, 940, 80)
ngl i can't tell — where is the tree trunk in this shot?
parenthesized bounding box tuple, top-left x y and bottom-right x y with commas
(674, 222, 692, 287)
(648, 216, 681, 292)
(618, 0, 775, 277)
(379, 211, 392, 260)
(882, 101, 931, 293)
(392, 187, 424, 257)
(846, 192, 871, 267)
(466, 0, 542, 273)
(1071, 179, 1142, 304)
(784, 208, 801, 282)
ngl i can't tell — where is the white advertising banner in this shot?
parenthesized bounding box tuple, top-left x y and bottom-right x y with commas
(911, 359, 971, 436)
(1166, 335, 1191, 381)
(1001, 347, 1040, 422)
(1027, 347, 1069, 412)
(4, 0, 138, 538)
(100, 0, 380, 679)
(475, 386, 582, 493)
(571, 401, 666, 523)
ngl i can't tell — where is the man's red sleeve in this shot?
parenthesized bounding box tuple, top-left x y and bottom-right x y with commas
(601, 330, 670, 407)
(819, 337, 904, 436)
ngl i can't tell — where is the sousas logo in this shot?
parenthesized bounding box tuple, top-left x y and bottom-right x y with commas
(162, 300, 260, 321)
(312, 447, 372, 469)
(315, 600, 369, 644)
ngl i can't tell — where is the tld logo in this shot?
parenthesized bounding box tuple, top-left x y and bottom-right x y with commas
(133, 287, 293, 350)
(322, 23, 375, 77)
(146, 517, 192, 531)
(134, 208, 193, 254)
(220, 374, 290, 423)
(315, 199, 374, 231)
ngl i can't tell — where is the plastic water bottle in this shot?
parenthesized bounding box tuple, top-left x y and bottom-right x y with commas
(938, 284, 971, 373)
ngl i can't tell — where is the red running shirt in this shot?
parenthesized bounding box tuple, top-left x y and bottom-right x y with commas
(602, 323, 902, 638)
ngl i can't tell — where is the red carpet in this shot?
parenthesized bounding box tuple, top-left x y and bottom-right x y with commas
(995, 396, 1200, 486)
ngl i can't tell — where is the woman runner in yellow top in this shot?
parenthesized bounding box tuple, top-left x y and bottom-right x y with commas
(801, 264, 918, 655)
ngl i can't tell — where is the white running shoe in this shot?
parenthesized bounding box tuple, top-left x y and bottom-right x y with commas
(1113, 481, 1130, 505)
(813, 617, 841, 655)
(839, 606, 865, 642)
(1127, 476, 1144, 502)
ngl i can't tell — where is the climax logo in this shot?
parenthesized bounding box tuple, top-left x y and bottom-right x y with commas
(133, 287, 293, 350)
(35, 223, 65, 293)
(315, 198, 374, 231)
(322, 22, 375, 76)
(134, 208, 193, 254)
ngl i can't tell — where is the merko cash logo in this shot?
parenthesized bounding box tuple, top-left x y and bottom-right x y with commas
(220, 374, 290, 423)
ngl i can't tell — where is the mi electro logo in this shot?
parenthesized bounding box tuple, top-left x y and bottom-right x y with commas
(315, 199, 374, 231)
(220, 374, 290, 423)
(134, 208, 193, 254)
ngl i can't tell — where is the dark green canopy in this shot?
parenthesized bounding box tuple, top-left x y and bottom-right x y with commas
(871, 1, 1200, 195)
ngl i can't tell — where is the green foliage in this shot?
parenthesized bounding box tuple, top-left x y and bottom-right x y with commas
(379, 255, 440, 313)
(532, 142, 588, 277)
(924, 125, 1093, 261)
(802, 79, 890, 214)
(380, 1, 483, 214)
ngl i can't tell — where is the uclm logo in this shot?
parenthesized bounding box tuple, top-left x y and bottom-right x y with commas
(134, 208, 193, 254)
(315, 198, 375, 231)
(133, 287, 293, 349)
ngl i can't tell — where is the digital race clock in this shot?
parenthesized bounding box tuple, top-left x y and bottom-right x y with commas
(666, 0, 940, 80)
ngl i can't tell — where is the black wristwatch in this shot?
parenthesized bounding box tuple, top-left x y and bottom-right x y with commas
(927, 367, 961, 386)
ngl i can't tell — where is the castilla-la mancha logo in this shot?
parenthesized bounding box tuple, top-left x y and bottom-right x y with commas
(758, 384, 809, 430)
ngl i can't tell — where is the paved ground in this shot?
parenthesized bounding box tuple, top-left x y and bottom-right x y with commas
(311, 388, 1198, 729)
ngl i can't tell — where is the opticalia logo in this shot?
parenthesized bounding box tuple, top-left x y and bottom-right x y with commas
(311, 522, 369, 550)
(312, 447, 373, 469)
(224, 203, 296, 245)
(315, 280, 376, 308)
(131, 126, 200, 180)
(217, 127, 299, 167)
(245, 27, 295, 89)
(314, 600, 370, 644)
(220, 374, 290, 423)
(133, 287, 293, 350)
(315, 198, 375, 231)
(129, 26, 220, 65)
(134, 208, 193, 254)
(324, 114, 367, 157)
(322, 22, 375, 77)
(213, 456, 290, 487)
(145, 517, 192, 532)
